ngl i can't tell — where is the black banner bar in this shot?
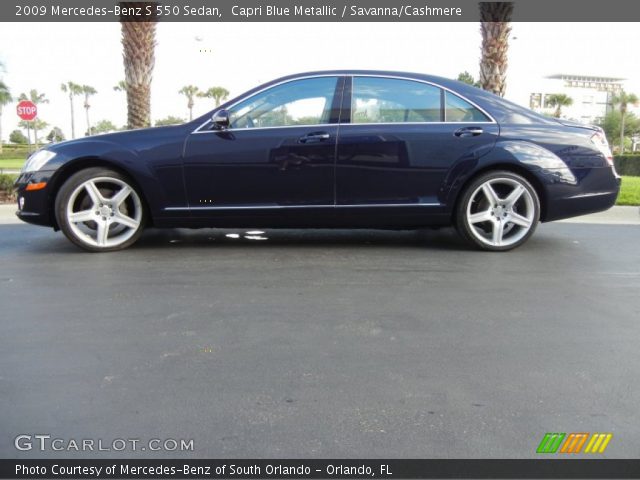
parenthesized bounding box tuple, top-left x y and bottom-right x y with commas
(4, 0, 640, 22)
(3, 459, 640, 479)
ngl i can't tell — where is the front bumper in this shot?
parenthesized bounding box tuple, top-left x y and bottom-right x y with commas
(14, 170, 57, 227)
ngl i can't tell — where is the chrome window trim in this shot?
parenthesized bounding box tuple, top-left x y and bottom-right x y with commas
(191, 73, 497, 134)
(192, 74, 343, 134)
(351, 74, 496, 125)
(340, 121, 495, 126)
(165, 203, 441, 211)
(192, 122, 338, 134)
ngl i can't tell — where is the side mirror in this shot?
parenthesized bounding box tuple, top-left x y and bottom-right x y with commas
(212, 110, 230, 130)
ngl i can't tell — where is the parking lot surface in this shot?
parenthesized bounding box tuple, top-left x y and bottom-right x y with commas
(1, 222, 639, 458)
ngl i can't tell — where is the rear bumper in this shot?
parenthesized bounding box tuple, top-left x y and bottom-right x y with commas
(542, 166, 620, 222)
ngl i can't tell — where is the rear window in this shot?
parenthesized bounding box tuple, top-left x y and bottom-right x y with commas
(444, 91, 490, 122)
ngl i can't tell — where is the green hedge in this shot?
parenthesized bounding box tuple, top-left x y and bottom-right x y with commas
(0, 144, 33, 160)
(0, 173, 17, 191)
(614, 156, 640, 177)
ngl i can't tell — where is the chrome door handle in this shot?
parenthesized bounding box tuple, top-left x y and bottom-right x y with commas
(454, 127, 484, 138)
(299, 132, 331, 143)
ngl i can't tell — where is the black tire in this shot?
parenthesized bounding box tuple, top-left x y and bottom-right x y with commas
(54, 167, 146, 252)
(455, 170, 540, 251)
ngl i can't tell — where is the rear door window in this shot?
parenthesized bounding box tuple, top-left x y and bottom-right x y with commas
(351, 77, 442, 123)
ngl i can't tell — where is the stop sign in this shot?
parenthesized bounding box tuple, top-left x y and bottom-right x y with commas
(17, 100, 37, 121)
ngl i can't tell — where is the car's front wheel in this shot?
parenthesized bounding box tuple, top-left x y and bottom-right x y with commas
(455, 170, 540, 251)
(55, 167, 145, 252)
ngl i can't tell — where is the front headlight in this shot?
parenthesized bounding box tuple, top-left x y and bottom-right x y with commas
(22, 150, 56, 173)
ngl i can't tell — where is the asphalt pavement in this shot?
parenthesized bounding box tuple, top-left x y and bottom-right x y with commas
(0, 211, 639, 459)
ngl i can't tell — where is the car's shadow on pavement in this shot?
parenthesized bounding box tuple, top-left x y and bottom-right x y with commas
(0, 223, 566, 255)
(132, 227, 471, 251)
(130, 226, 565, 254)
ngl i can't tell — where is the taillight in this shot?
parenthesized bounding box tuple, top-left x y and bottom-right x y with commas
(591, 131, 614, 166)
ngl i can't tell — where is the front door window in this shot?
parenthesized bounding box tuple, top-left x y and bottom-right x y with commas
(229, 77, 339, 129)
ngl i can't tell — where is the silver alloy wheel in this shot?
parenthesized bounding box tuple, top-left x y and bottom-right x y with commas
(465, 177, 535, 248)
(65, 176, 142, 249)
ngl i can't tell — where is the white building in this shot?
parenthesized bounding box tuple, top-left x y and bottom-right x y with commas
(529, 74, 624, 125)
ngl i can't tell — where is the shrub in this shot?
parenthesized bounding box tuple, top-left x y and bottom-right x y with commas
(0, 173, 17, 191)
(9, 130, 29, 145)
(614, 155, 640, 177)
(0, 174, 17, 201)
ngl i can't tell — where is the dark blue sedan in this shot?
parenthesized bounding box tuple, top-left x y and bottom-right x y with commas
(14, 70, 620, 251)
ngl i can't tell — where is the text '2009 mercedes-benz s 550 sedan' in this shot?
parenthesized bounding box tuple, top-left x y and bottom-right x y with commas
(14, 70, 620, 252)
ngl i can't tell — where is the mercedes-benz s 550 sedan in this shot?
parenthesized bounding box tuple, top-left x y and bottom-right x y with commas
(14, 71, 620, 252)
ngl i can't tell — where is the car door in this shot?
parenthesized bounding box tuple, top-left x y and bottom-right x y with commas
(336, 76, 499, 207)
(182, 76, 343, 215)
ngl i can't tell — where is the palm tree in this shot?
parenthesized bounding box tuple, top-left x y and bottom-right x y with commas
(18, 90, 49, 149)
(479, 2, 514, 97)
(30, 119, 49, 137)
(546, 94, 573, 118)
(179, 85, 200, 120)
(19, 118, 49, 146)
(0, 81, 12, 154)
(611, 91, 639, 153)
(60, 81, 83, 139)
(113, 80, 127, 93)
(120, 4, 157, 128)
(81, 85, 97, 135)
(199, 86, 230, 107)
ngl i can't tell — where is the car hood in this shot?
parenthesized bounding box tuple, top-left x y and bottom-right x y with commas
(45, 125, 187, 153)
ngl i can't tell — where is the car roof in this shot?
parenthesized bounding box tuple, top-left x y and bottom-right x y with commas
(201, 70, 558, 126)
(292, 70, 559, 125)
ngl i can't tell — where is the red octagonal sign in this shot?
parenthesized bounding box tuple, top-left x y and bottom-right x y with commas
(17, 100, 37, 121)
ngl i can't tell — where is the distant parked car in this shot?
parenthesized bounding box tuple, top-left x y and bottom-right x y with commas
(14, 70, 620, 252)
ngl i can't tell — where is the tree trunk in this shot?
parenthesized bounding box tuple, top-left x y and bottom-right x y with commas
(479, 2, 513, 97)
(34, 123, 39, 150)
(85, 107, 92, 136)
(69, 94, 76, 139)
(125, 84, 151, 128)
(0, 108, 3, 154)
(26, 123, 32, 150)
(120, 4, 157, 129)
(620, 112, 626, 154)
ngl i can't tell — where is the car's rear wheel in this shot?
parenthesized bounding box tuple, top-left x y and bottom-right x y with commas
(55, 168, 145, 252)
(455, 170, 540, 251)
